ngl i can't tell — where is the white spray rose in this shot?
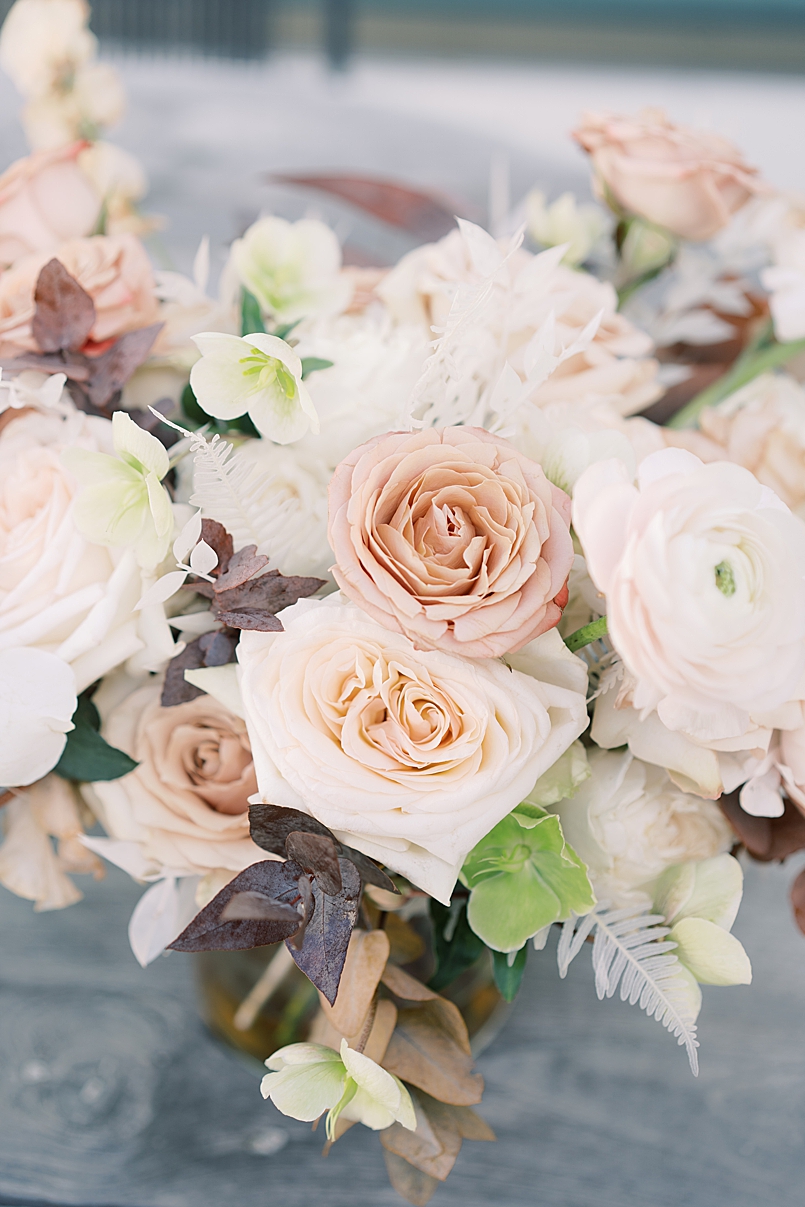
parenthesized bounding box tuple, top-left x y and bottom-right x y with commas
(238, 595, 589, 904)
(573, 449, 805, 748)
(553, 748, 733, 907)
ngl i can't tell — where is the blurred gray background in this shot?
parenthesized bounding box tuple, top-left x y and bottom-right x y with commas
(1, 3, 805, 1204)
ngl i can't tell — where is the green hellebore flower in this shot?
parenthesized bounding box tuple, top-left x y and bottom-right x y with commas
(62, 410, 174, 570)
(462, 805, 595, 953)
(189, 331, 319, 444)
(260, 1040, 415, 1140)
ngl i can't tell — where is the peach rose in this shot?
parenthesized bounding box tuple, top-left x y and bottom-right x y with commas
(0, 142, 100, 270)
(328, 426, 573, 658)
(0, 232, 159, 356)
(573, 109, 763, 241)
(88, 682, 264, 877)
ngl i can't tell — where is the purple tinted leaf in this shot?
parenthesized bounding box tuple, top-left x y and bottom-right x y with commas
(220, 891, 302, 924)
(168, 860, 305, 952)
(161, 636, 207, 706)
(214, 544, 270, 590)
(249, 804, 336, 855)
(86, 323, 164, 409)
(0, 352, 90, 381)
(214, 569, 324, 615)
(338, 843, 400, 895)
(286, 857, 361, 1004)
(720, 792, 805, 861)
(268, 172, 461, 241)
(216, 608, 284, 632)
(197, 629, 237, 666)
(32, 259, 96, 353)
(286, 830, 343, 896)
(200, 519, 234, 576)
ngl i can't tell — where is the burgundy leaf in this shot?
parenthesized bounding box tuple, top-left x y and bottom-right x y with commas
(0, 352, 91, 381)
(161, 637, 207, 706)
(269, 172, 460, 241)
(214, 568, 324, 614)
(214, 544, 270, 591)
(220, 891, 302, 924)
(32, 259, 96, 353)
(197, 628, 237, 666)
(216, 608, 284, 632)
(286, 857, 361, 1004)
(250, 803, 336, 855)
(720, 792, 805, 861)
(200, 519, 234, 575)
(168, 860, 305, 952)
(286, 830, 343, 896)
(791, 868, 805, 936)
(86, 323, 164, 409)
(337, 842, 399, 895)
(290, 872, 316, 951)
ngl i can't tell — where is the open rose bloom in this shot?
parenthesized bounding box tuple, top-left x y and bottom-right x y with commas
(3, 24, 805, 1194)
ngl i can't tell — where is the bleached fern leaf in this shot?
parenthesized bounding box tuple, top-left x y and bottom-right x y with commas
(556, 910, 597, 978)
(592, 906, 700, 1075)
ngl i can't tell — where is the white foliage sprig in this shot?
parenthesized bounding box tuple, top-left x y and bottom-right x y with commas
(557, 906, 700, 1075)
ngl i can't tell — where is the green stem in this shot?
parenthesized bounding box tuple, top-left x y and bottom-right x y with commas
(564, 616, 608, 653)
(666, 334, 805, 430)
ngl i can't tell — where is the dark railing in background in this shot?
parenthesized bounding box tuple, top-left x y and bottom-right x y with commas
(1, 0, 805, 69)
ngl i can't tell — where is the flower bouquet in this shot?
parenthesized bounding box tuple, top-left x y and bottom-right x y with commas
(4, 2, 805, 1202)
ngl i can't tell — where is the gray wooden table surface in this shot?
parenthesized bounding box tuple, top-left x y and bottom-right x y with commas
(0, 857, 803, 1207)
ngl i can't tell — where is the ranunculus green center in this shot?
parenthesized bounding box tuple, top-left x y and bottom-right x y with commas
(714, 560, 736, 597)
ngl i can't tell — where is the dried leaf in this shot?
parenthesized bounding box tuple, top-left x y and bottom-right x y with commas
(215, 608, 284, 632)
(287, 857, 361, 1004)
(220, 891, 302, 924)
(791, 867, 805, 936)
(382, 1150, 440, 1207)
(285, 830, 343, 896)
(214, 568, 324, 614)
(160, 630, 236, 707)
(720, 792, 805, 861)
(382, 1001, 482, 1105)
(385, 913, 426, 965)
(269, 172, 460, 241)
(310, 997, 398, 1067)
(168, 860, 304, 952)
(214, 544, 270, 590)
(32, 259, 96, 353)
(85, 323, 164, 409)
(200, 519, 234, 575)
(337, 842, 400, 894)
(197, 629, 237, 666)
(323, 928, 391, 1035)
(382, 963, 440, 1004)
(381, 1092, 462, 1182)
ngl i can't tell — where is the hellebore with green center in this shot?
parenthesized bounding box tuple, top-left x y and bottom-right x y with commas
(189, 331, 319, 444)
(462, 802, 595, 953)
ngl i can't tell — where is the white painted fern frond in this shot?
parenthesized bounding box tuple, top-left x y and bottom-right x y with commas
(593, 906, 700, 1075)
(186, 430, 267, 551)
(557, 910, 597, 978)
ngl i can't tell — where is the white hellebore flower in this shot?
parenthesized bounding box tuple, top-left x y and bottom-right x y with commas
(189, 332, 319, 444)
(62, 410, 174, 570)
(260, 1040, 415, 1139)
(654, 855, 752, 987)
(0, 647, 76, 787)
(231, 215, 352, 323)
(573, 449, 805, 749)
(526, 189, 609, 266)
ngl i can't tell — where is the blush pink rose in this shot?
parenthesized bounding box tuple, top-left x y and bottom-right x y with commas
(0, 142, 101, 270)
(328, 426, 573, 659)
(573, 109, 763, 241)
(0, 232, 159, 355)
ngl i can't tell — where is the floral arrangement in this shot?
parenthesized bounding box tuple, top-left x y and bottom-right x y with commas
(4, 2, 805, 1201)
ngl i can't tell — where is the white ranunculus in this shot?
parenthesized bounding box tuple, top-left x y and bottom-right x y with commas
(553, 748, 733, 907)
(238, 595, 589, 903)
(190, 332, 319, 445)
(231, 215, 352, 324)
(761, 229, 805, 344)
(0, 647, 76, 786)
(573, 449, 805, 748)
(0, 408, 148, 692)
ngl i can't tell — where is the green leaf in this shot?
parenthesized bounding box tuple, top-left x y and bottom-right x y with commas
(240, 287, 265, 336)
(273, 319, 301, 342)
(54, 694, 138, 783)
(300, 356, 334, 379)
(463, 813, 595, 953)
(428, 898, 485, 992)
(181, 381, 259, 437)
(492, 946, 527, 1002)
(181, 380, 208, 426)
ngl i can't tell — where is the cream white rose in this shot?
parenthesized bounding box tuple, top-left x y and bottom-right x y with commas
(554, 748, 733, 907)
(573, 448, 805, 747)
(0, 646, 76, 786)
(0, 407, 146, 691)
(237, 594, 589, 903)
